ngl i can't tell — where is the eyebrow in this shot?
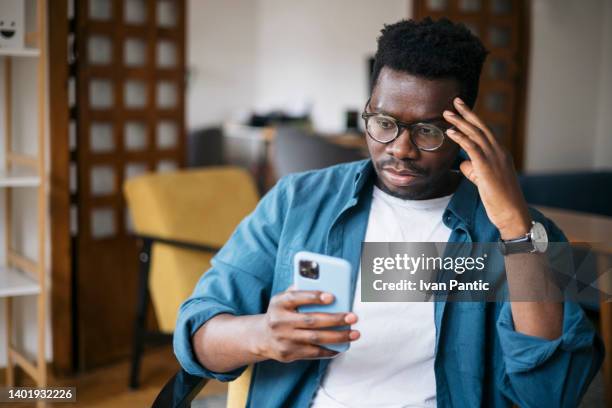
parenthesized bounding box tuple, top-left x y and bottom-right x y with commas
(369, 108, 448, 125)
(364, 97, 455, 125)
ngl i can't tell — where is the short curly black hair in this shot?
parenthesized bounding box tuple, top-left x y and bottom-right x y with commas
(372, 18, 488, 108)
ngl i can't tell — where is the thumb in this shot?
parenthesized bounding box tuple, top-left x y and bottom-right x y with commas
(459, 160, 476, 184)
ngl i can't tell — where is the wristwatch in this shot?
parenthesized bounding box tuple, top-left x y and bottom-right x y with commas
(498, 221, 548, 255)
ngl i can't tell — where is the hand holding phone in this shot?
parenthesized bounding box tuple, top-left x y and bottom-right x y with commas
(256, 252, 360, 362)
(293, 251, 354, 353)
(255, 289, 358, 362)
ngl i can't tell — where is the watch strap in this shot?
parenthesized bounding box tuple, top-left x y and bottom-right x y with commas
(499, 224, 535, 255)
(499, 239, 535, 255)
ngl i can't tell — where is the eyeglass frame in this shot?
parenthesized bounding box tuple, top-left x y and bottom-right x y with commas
(361, 98, 454, 151)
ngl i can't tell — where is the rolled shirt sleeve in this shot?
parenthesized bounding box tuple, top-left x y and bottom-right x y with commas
(173, 177, 289, 381)
(496, 301, 603, 407)
(497, 301, 599, 374)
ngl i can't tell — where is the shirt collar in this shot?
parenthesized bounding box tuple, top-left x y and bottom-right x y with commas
(352, 159, 479, 229)
(352, 159, 375, 198)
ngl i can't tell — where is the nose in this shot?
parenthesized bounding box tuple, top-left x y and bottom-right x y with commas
(385, 127, 420, 160)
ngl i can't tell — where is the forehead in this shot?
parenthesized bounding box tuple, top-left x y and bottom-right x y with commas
(370, 67, 460, 121)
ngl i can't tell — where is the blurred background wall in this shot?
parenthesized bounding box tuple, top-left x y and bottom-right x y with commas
(526, 0, 612, 171)
(186, 0, 258, 129)
(187, 0, 409, 133)
(187, 0, 612, 170)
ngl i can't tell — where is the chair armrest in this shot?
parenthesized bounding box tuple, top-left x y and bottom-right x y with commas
(134, 234, 222, 253)
(152, 368, 209, 408)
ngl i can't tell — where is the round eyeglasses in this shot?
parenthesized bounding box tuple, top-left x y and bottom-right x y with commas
(361, 102, 453, 151)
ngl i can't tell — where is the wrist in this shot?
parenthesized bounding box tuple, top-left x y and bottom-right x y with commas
(248, 315, 269, 361)
(499, 214, 532, 240)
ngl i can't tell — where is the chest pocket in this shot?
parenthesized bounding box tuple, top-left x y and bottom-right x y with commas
(272, 244, 309, 294)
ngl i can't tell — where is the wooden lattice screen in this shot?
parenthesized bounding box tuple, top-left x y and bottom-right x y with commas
(69, 0, 186, 368)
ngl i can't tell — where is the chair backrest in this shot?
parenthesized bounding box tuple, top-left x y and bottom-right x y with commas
(227, 366, 252, 408)
(124, 166, 259, 246)
(124, 167, 259, 331)
(152, 369, 208, 408)
(273, 127, 364, 178)
(151, 365, 252, 408)
(519, 171, 612, 217)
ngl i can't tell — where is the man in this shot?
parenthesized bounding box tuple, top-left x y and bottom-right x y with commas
(175, 18, 603, 407)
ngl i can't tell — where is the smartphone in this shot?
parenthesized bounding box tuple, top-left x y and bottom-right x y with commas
(293, 251, 353, 353)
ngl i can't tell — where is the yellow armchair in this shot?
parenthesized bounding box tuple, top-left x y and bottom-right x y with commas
(123, 166, 258, 401)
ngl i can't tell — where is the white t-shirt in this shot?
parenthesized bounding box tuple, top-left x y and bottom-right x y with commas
(310, 186, 453, 408)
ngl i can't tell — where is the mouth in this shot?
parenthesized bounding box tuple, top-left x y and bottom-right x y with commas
(0, 30, 16, 39)
(382, 167, 422, 187)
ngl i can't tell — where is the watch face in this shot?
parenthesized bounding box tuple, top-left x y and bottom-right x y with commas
(531, 222, 549, 253)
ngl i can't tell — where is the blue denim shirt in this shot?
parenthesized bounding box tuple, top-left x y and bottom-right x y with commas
(174, 159, 603, 407)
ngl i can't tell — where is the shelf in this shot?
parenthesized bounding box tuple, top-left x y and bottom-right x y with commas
(0, 167, 41, 188)
(0, 48, 40, 58)
(1, 0, 48, 389)
(0, 266, 40, 298)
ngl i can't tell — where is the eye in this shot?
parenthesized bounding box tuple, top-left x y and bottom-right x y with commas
(415, 124, 441, 138)
(374, 117, 395, 130)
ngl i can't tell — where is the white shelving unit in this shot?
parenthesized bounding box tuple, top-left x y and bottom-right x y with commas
(0, 267, 40, 298)
(0, 48, 40, 58)
(0, 167, 41, 187)
(1, 0, 48, 399)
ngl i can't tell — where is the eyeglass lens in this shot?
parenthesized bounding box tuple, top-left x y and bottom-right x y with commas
(366, 115, 445, 150)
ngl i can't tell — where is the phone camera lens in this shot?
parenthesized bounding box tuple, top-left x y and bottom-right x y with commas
(299, 260, 319, 279)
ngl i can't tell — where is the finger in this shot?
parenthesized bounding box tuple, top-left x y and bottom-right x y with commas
(443, 110, 493, 154)
(293, 328, 360, 345)
(293, 312, 358, 329)
(453, 97, 498, 146)
(459, 160, 477, 184)
(272, 290, 334, 310)
(452, 98, 487, 130)
(299, 345, 339, 360)
(446, 128, 485, 162)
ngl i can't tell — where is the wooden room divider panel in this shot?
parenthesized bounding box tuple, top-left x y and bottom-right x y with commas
(70, 0, 186, 368)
